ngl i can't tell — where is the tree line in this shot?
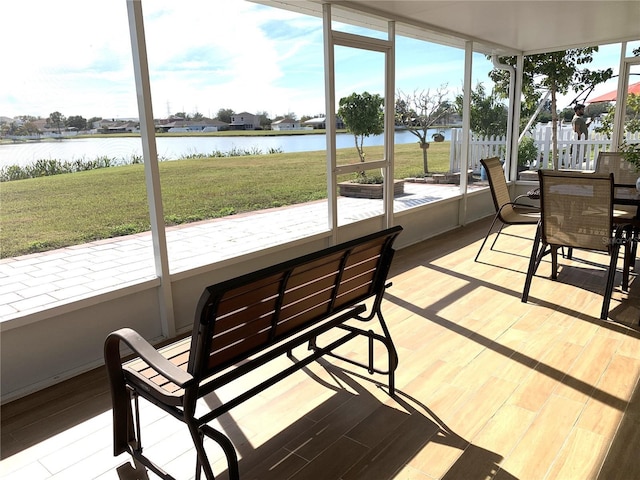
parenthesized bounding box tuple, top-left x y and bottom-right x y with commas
(4, 46, 638, 173)
(1, 108, 327, 137)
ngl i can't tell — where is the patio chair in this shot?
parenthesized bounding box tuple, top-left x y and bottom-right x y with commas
(474, 157, 540, 261)
(596, 151, 639, 277)
(521, 170, 631, 320)
(595, 151, 638, 219)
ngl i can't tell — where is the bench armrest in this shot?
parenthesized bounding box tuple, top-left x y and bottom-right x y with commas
(105, 327, 193, 388)
(104, 328, 194, 456)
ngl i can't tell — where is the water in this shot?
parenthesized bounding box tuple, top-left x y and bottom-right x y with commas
(0, 129, 451, 168)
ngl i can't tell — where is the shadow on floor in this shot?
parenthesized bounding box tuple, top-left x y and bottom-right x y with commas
(115, 357, 517, 480)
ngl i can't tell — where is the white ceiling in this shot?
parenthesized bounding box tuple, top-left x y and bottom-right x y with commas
(256, 0, 640, 55)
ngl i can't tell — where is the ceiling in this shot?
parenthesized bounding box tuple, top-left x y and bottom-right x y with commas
(255, 0, 640, 55)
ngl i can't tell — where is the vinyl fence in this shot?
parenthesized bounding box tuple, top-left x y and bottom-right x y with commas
(449, 127, 640, 173)
(449, 129, 506, 173)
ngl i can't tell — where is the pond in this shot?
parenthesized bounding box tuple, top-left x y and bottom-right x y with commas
(0, 128, 452, 168)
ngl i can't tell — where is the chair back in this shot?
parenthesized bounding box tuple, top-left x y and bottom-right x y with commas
(538, 170, 614, 252)
(595, 151, 637, 185)
(481, 157, 512, 212)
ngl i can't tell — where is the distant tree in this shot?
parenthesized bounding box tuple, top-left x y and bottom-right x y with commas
(255, 111, 271, 128)
(396, 85, 452, 174)
(626, 93, 640, 135)
(537, 111, 552, 123)
(586, 101, 610, 118)
(595, 94, 640, 139)
(560, 107, 575, 123)
(0, 121, 10, 137)
(24, 122, 41, 135)
(454, 83, 507, 137)
(216, 108, 234, 124)
(273, 112, 297, 121)
(192, 112, 205, 121)
(16, 122, 41, 136)
(338, 91, 384, 168)
(48, 111, 65, 134)
(87, 117, 102, 129)
(66, 115, 87, 130)
(489, 48, 613, 169)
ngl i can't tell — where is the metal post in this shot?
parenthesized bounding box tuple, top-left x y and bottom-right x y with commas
(458, 41, 473, 226)
(127, 0, 175, 337)
(322, 4, 338, 241)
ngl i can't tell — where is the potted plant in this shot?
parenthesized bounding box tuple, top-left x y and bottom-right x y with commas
(620, 139, 640, 192)
(518, 136, 538, 172)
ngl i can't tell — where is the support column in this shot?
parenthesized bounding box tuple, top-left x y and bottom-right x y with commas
(127, 0, 175, 338)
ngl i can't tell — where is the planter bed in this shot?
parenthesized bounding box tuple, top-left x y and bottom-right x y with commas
(338, 179, 405, 198)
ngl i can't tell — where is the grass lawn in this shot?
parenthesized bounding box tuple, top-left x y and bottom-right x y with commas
(1, 142, 451, 258)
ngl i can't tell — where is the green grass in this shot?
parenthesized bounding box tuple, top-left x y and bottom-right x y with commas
(0, 142, 451, 258)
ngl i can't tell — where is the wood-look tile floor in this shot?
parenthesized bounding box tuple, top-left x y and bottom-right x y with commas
(2, 219, 639, 480)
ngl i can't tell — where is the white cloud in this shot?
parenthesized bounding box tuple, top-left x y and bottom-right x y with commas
(0, 1, 632, 121)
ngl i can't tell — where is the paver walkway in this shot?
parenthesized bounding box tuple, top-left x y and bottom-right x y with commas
(0, 182, 483, 322)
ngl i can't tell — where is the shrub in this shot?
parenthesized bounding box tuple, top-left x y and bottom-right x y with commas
(350, 173, 384, 184)
(518, 136, 538, 167)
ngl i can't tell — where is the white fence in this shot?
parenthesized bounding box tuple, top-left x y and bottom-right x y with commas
(449, 129, 506, 173)
(449, 127, 640, 173)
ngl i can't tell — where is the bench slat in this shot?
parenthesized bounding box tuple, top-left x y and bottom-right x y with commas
(214, 298, 278, 333)
(211, 317, 273, 353)
(276, 302, 333, 337)
(338, 267, 376, 293)
(284, 256, 343, 289)
(282, 274, 338, 305)
(104, 225, 402, 480)
(215, 280, 282, 319)
(280, 289, 333, 319)
(208, 330, 272, 370)
(345, 243, 384, 264)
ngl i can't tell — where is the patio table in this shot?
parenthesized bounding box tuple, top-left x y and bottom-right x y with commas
(614, 186, 639, 290)
(614, 186, 640, 217)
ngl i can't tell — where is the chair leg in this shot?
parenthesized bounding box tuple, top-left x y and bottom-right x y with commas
(630, 227, 638, 271)
(623, 236, 631, 292)
(551, 246, 559, 280)
(601, 241, 623, 320)
(561, 246, 573, 259)
(489, 222, 505, 251)
(475, 213, 501, 261)
(621, 225, 636, 292)
(522, 224, 543, 303)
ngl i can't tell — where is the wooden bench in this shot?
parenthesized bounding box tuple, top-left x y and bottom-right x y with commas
(104, 225, 403, 480)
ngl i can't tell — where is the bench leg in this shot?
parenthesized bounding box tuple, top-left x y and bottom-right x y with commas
(369, 289, 399, 396)
(201, 425, 240, 480)
(376, 311, 398, 396)
(186, 421, 217, 480)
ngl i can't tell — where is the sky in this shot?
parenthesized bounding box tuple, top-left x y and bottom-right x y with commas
(1, 0, 636, 122)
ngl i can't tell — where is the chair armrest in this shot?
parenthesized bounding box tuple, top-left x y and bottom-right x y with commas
(514, 187, 540, 205)
(105, 328, 193, 388)
(499, 201, 540, 212)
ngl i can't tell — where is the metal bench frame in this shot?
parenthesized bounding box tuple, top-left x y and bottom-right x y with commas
(104, 225, 403, 480)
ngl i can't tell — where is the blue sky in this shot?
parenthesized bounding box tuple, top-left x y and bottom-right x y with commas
(1, 0, 635, 121)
